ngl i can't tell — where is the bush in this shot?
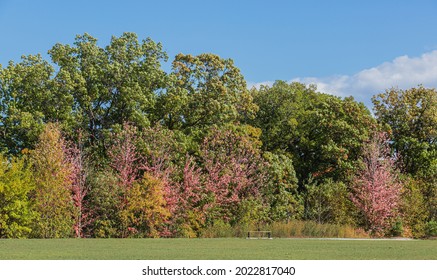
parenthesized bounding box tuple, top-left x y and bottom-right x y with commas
(389, 220, 403, 237)
(200, 220, 235, 238)
(304, 178, 356, 225)
(425, 220, 437, 237)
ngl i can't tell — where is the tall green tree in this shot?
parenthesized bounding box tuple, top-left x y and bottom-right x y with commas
(49, 32, 168, 146)
(0, 154, 35, 238)
(248, 81, 307, 153)
(156, 53, 257, 133)
(0, 55, 72, 154)
(250, 81, 376, 186)
(372, 86, 437, 176)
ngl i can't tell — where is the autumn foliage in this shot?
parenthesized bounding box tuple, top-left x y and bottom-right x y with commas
(1, 32, 435, 238)
(351, 132, 402, 236)
(30, 123, 74, 238)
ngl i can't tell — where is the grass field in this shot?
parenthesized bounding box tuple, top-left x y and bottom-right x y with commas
(1, 238, 436, 260)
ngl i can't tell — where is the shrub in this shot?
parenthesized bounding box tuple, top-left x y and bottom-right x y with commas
(389, 220, 403, 237)
(425, 220, 437, 237)
(304, 178, 355, 225)
(201, 220, 234, 238)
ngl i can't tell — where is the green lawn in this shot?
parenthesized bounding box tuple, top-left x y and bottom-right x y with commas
(0, 238, 436, 260)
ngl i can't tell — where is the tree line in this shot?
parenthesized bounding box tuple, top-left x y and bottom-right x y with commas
(1, 32, 436, 238)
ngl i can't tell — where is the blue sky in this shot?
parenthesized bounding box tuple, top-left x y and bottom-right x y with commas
(1, 0, 437, 106)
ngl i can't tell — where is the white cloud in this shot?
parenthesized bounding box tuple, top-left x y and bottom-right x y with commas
(252, 50, 437, 107)
(247, 81, 275, 89)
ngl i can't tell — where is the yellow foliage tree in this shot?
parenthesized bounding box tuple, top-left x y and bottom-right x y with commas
(30, 123, 73, 238)
(0, 155, 35, 238)
(120, 173, 170, 238)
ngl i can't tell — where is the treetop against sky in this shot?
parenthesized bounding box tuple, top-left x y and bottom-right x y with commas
(1, 0, 437, 106)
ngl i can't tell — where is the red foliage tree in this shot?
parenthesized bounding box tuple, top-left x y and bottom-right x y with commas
(107, 123, 140, 191)
(180, 156, 203, 208)
(138, 126, 180, 225)
(108, 123, 180, 236)
(201, 128, 266, 223)
(172, 156, 205, 236)
(107, 123, 143, 236)
(65, 136, 93, 238)
(351, 132, 402, 236)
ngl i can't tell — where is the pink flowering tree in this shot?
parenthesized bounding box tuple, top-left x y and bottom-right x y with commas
(351, 132, 402, 236)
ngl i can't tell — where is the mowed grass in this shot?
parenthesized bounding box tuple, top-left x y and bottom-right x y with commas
(0, 238, 436, 260)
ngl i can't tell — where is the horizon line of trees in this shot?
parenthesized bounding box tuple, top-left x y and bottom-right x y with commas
(1, 32, 436, 238)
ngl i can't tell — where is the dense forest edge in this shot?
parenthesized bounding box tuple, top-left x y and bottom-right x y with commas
(0, 32, 436, 239)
